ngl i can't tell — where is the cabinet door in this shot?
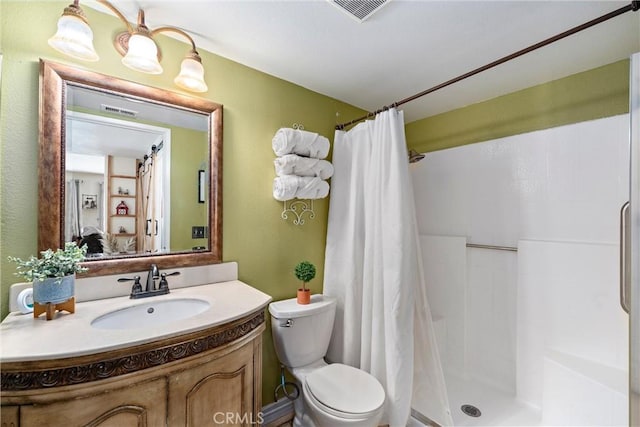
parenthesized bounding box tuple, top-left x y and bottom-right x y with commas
(168, 342, 256, 427)
(1, 405, 19, 427)
(20, 378, 166, 427)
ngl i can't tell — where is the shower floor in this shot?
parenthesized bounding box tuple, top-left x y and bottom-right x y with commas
(408, 373, 542, 427)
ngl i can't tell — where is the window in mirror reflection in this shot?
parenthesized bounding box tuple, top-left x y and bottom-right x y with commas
(65, 85, 209, 260)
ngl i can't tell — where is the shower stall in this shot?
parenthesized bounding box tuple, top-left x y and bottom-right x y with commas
(410, 112, 632, 426)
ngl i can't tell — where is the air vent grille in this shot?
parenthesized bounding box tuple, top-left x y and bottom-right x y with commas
(330, 0, 390, 22)
(100, 104, 138, 118)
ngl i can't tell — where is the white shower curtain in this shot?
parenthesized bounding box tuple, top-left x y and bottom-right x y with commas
(65, 179, 82, 241)
(324, 109, 452, 426)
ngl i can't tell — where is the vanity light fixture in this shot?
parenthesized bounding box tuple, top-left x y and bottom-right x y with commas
(48, 0, 208, 93)
(47, 1, 99, 62)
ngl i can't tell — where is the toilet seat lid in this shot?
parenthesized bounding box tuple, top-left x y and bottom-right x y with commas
(305, 363, 385, 415)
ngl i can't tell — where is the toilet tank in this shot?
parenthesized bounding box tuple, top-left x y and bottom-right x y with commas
(269, 295, 336, 368)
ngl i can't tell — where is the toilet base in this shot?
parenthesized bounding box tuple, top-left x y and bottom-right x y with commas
(290, 377, 383, 427)
(292, 395, 316, 427)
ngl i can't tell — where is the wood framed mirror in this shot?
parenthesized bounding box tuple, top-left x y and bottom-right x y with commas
(39, 60, 222, 277)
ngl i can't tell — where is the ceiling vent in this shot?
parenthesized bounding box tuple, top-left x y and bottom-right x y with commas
(329, 0, 390, 22)
(100, 104, 138, 118)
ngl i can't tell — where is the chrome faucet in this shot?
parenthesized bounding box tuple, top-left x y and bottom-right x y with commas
(146, 264, 159, 292)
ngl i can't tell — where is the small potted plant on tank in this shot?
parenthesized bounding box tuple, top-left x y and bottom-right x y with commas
(294, 261, 316, 305)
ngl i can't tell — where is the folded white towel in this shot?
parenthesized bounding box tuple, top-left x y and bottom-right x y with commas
(274, 154, 334, 179)
(273, 175, 300, 201)
(273, 176, 330, 201)
(272, 128, 330, 159)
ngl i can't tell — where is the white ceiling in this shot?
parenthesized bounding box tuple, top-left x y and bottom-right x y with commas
(86, 0, 640, 123)
(66, 85, 208, 161)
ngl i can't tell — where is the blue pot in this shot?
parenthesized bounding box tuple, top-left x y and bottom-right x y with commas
(33, 275, 75, 304)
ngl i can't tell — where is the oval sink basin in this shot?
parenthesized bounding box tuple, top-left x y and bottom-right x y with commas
(91, 298, 210, 330)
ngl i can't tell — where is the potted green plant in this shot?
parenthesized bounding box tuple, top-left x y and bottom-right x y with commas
(8, 242, 88, 318)
(294, 261, 316, 305)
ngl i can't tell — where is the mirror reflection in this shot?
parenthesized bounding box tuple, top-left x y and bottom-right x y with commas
(65, 85, 209, 259)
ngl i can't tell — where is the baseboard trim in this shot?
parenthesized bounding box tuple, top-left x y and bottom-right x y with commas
(262, 398, 294, 426)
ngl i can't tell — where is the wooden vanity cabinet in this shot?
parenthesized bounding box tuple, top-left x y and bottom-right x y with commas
(168, 337, 260, 427)
(19, 377, 167, 427)
(1, 311, 265, 427)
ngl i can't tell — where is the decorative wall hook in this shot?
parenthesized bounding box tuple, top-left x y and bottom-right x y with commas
(292, 123, 305, 130)
(281, 199, 315, 225)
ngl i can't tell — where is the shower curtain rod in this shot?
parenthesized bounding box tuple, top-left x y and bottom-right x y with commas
(335, 1, 640, 131)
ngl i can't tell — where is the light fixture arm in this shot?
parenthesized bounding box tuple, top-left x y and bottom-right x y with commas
(94, 0, 200, 61)
(95, 0, 197, 50)
(95, 0, 133, 34)
(153, 27, 200, 56)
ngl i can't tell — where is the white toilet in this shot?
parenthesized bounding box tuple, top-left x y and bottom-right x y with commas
(269, 295, 386, 427)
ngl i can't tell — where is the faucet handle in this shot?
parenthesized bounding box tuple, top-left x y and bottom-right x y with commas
(158, 271, 180, 290)
(117, 275, 141, 283)
(118, 276, 142, 297)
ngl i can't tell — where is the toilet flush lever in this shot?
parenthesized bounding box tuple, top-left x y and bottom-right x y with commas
(280, 319, 294, 327)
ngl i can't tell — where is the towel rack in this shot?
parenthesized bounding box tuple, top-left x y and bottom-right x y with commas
(281, 199, 315, 225)
(466, 243, 517, 252)
(274, 122, 321, 225)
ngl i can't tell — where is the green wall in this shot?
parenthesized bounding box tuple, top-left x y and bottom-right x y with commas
(406, 60, 630, 152)
(0, 1, 365, 406)
(170, 126, 208, 251)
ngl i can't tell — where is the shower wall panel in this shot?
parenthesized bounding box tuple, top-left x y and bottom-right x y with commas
(420, 235, 467, 375)
(465, 248, 517, 393)
(517, 239, 628, 412)
(412, 114, 629, 416)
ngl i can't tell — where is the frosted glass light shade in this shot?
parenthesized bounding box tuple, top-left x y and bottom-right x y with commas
(122, 33, 162, 74)
(174, 57, 208, 93)
(48, 14, 99, 61)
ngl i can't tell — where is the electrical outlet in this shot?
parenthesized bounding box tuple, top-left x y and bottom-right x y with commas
(192, 226, 206, 239)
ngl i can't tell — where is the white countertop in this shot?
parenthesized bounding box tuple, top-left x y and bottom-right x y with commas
(0, 280, 272, 363)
